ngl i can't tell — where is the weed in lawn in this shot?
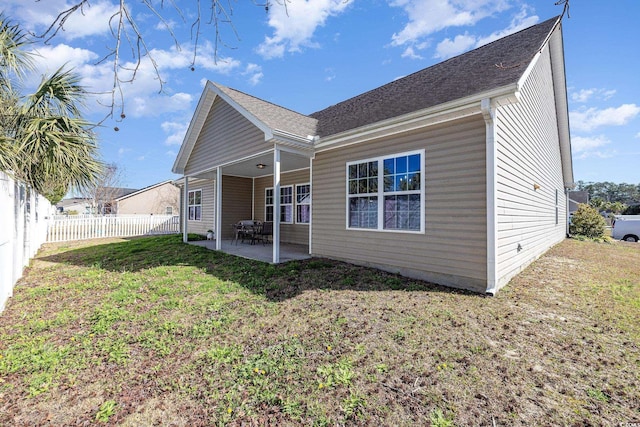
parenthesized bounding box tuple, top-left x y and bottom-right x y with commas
(95, 399, 117, 422)
(342, 390, 366, 420)
(282, 398, 303, 420)
(317, 357, 355, 388)
(89, 305, 128, 334)
(429, 408, 454, 427)
(586, 388, 610, 402)
(204, 344, 243, 364)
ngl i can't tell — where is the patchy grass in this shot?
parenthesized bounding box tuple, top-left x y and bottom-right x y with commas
(0, 235, 638, 426)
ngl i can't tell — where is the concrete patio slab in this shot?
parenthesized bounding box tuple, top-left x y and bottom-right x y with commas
(188, 239, 311, 263)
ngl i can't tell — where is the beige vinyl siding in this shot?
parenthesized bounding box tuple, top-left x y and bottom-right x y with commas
(494, 38, 566, 289)
(184, 98, 265, 175)
(221, 176, 253, 239)
(312, 116, 487, 292)
(117, 183, 180, 215)
(254, 169, 310, 245)
(184, 178, 215, 235)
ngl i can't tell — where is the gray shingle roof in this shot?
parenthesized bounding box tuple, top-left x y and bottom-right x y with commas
(213, 83, 318, 138)
(309, 16, 560, 137)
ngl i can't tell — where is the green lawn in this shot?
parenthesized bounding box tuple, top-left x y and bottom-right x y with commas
(0, 235, 638, 426)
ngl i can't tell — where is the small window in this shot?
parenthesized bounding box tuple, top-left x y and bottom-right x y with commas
(166, 206, 173, 215)
(188, 189, 202, 221)
(265, 186, 293, 224)
(296, 183, 311, 224)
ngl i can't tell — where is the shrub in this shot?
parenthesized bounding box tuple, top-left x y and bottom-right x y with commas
(569, 204, 606, 239)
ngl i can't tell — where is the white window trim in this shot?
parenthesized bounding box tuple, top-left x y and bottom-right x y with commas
(188, 189, 202, 221)
(295, 182, 311, 225)
(345, 149, 425, 234)
(266, 185, 294, 224)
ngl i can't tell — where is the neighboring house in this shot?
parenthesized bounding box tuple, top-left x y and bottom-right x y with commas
(96, 187, 138, 214)
(568, 190, 589, 213)
(56, 197, 91, 214)
(115, 180, 180, 215)
(172, 16, 573, 294)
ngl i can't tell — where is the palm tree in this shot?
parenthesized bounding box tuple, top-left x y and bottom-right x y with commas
(0, 14, 103, 203)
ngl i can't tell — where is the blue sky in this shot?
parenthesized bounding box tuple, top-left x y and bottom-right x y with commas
(4, 0, 640, 190)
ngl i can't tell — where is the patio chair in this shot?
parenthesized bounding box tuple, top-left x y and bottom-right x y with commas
(256, 221, 273, 245)
(233, 220, 261, 245)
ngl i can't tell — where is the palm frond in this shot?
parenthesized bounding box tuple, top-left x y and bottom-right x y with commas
(0, 13, 35, 84)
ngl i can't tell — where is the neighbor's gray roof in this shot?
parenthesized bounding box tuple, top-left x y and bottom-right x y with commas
(310, 16, 560, 137)
(213, 83, 318, 138)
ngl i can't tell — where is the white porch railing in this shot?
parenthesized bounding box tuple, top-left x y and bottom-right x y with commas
(46, 215, 180, 243)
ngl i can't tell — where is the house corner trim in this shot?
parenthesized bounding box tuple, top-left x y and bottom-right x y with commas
(481, 98, 498, 295)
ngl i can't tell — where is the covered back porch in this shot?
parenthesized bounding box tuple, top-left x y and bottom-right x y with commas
(181, 145, 313, 264)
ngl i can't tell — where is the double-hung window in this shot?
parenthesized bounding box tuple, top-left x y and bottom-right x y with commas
(265, 186, 293, 224)
(296, 183, 311, 224)
(347, 150, 424, 232)
(188, 189, 202, 221)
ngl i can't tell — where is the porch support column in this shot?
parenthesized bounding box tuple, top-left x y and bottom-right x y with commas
(182, 177, 189, 243)
(273, 146, 281, 263)
(215, 167, 222, 250)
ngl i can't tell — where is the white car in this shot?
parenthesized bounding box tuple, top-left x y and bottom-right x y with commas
(611, 217, 640, 242)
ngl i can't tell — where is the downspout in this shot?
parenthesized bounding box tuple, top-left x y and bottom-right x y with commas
(309, 157, 313, 255)
(182, 177, 189, 243)
(481, 98, 498, 296)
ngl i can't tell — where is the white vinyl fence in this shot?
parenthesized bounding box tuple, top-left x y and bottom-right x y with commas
(46, 214, 180, 242)
(1, 172, 53, 313)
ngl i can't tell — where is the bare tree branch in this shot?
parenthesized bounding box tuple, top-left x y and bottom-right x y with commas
(33, 0, 261, 127)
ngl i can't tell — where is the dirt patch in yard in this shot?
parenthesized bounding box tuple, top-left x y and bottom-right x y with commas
(0, 236, 638, 426)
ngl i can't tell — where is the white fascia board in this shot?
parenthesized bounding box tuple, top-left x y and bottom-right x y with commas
(549, 24, 574, 188)
(269, 130, 315, 157)
(314, 84, 518, 152)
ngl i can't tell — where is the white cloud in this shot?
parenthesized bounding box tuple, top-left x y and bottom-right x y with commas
(389, 0, 511, 47)
(572, 135, 616, 160)
(401, 46, 423, 59)
(571, 88, 617, 103)
(433, 7, 538, 59)
(434, 33, 476, 59)
(132, 92, 193, 118)
(324, 68, 337, 82)
(161, 121, 189, 146)
(572, 135, 611, 153)
(7, 0, 119, 40)
(242, 63, 264, 86)
(256, 0, 352, 59)
(570, 104, 640, 133)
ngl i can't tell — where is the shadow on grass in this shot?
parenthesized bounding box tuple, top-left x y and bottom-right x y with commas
(38, 234, 477, 301)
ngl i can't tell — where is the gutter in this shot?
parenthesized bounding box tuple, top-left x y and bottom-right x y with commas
(314, 84, 519, 151)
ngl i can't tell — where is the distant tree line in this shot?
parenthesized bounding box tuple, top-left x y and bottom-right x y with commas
(574, 181, 640, 214)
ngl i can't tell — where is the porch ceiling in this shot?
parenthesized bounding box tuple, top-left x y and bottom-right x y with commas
(219, 150, 311, 178)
